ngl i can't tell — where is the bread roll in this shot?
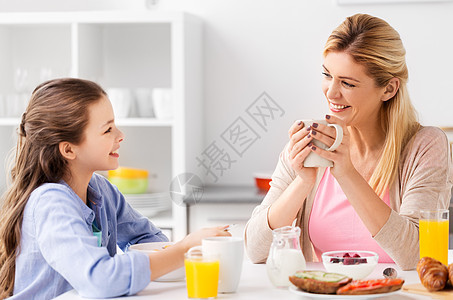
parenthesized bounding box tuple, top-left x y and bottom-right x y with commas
(448, 263, 453, 286)
(417, 257, 448, 291)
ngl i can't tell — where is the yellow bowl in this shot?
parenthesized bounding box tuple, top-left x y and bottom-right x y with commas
(108, 167, 149, 194)
(108, 167, 149, 178)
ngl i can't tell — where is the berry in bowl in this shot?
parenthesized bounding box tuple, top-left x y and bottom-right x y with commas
(321, 250, 378, 280)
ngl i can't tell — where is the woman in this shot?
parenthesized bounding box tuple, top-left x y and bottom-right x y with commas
(244, 14, 452, 270)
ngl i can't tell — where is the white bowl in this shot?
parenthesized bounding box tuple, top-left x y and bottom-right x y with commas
(321, 250, 378, 280)
(129, 242, 185, 282)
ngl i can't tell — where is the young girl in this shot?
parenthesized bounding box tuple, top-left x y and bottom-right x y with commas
(0, 78, 229, 299)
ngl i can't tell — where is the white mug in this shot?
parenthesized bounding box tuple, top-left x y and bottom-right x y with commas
(202, 237, 244, 293)
(152, 88, 173, 119)
(107, 88, 132, 119)
(134, 88, 154, 118)
(302, 119, 343, 168)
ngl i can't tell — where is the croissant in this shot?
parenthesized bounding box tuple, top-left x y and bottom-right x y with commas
(448, 263, 453, 286)
(417, 257, 448, 291)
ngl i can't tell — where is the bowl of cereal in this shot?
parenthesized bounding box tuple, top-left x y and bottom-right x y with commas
(129, 242, 185, 281)
(321, 250, 378, 280)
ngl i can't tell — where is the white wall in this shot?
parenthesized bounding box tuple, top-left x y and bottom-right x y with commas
(2, 0, 453, 186)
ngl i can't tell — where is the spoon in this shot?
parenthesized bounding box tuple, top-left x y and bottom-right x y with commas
(383, 267, 397, 279)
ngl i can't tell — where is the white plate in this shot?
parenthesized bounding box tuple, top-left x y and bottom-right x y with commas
(289, 285, 400, 299)
(129, 242, 185, 282)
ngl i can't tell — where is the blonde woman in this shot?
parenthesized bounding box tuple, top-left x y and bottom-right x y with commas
(245, 14, 452, 270)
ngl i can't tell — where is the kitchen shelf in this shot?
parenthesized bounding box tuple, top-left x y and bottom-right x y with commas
(0, 11, 203, 241)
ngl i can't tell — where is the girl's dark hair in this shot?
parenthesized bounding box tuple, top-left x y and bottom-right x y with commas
(0, 78, 106, 297)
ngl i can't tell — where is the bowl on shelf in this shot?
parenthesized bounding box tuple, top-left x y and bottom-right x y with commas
(129, 242, 185, 281)
(253, 173, 272, 191)
(108, 167, 149, 194)
(321, 250, 378, 280)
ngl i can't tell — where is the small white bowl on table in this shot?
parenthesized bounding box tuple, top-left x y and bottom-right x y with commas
(321, 250, 378, 280)
(128, 242, 185, 282)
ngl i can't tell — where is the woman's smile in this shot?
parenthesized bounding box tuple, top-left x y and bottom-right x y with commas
(329, 101, 351, 113)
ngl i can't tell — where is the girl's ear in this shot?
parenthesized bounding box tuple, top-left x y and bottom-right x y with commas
(382, 77, 400, 102)
(59, 142, 76, 160)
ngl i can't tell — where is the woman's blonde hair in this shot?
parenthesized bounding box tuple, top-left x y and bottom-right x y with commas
(0, 78, 106, 298)
(324, 14, 420, 197)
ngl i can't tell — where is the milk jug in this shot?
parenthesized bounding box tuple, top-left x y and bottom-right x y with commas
(266, 226, 306, 288)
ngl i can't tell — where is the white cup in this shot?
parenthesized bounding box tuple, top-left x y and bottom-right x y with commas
(107, 88, 132, 119)
(0, 94, 6, 117)
(302, 119, 343, 168)
(152, 88, 173, 119)
(202, 237, 244, 293)
(134, 88, 154, 118)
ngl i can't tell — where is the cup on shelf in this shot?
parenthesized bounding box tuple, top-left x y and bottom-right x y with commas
(14, 67, 30, 93)
(107, 88, 133, 119)
(0, 94, 6, 117)
(134, 88, 154, 118)
(152, 88, 173, 120)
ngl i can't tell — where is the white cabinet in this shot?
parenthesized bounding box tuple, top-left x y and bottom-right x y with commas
(189, 203, 258, 238)
(187, 186, 265, 238)
(0, 11, 203, 241)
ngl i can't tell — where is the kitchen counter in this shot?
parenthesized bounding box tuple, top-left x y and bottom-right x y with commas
(183, 185, 266, 205)
(55, 251, 453, 300)
(182, 185, 265, 234)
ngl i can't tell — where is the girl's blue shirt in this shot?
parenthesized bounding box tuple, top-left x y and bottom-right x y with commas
(11, 173, 168, 299)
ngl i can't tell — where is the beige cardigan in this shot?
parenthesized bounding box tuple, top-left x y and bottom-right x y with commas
(244, 126, 453, 270)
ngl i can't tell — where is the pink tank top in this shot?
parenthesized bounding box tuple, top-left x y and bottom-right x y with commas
(308, 168, 394, 263)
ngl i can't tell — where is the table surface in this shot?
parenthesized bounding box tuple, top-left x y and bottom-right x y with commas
(55, 251, 453, 300)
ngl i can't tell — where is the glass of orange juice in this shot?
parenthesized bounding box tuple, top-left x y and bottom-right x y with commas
(185, 246, 219, 299)
(419, 209, 449, 265)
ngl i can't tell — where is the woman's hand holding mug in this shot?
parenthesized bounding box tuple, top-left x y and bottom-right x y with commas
(307, 115, 354, 178)
(287, 120, 317, 183)
(288, 115, 345, 181)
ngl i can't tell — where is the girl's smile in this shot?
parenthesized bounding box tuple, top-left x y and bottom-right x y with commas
(109, 150, 120, 158)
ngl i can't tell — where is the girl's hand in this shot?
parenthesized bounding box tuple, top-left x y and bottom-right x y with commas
(308, 115, 354, 177)
(287, 120, 317, 184)
(180, 225, 231, 252)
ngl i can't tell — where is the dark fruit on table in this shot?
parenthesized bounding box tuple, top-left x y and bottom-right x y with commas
(329, 253, 368, 264)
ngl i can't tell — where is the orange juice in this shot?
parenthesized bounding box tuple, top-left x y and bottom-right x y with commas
(419, 219, 449, 265)
(185, 259, 219, 298)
